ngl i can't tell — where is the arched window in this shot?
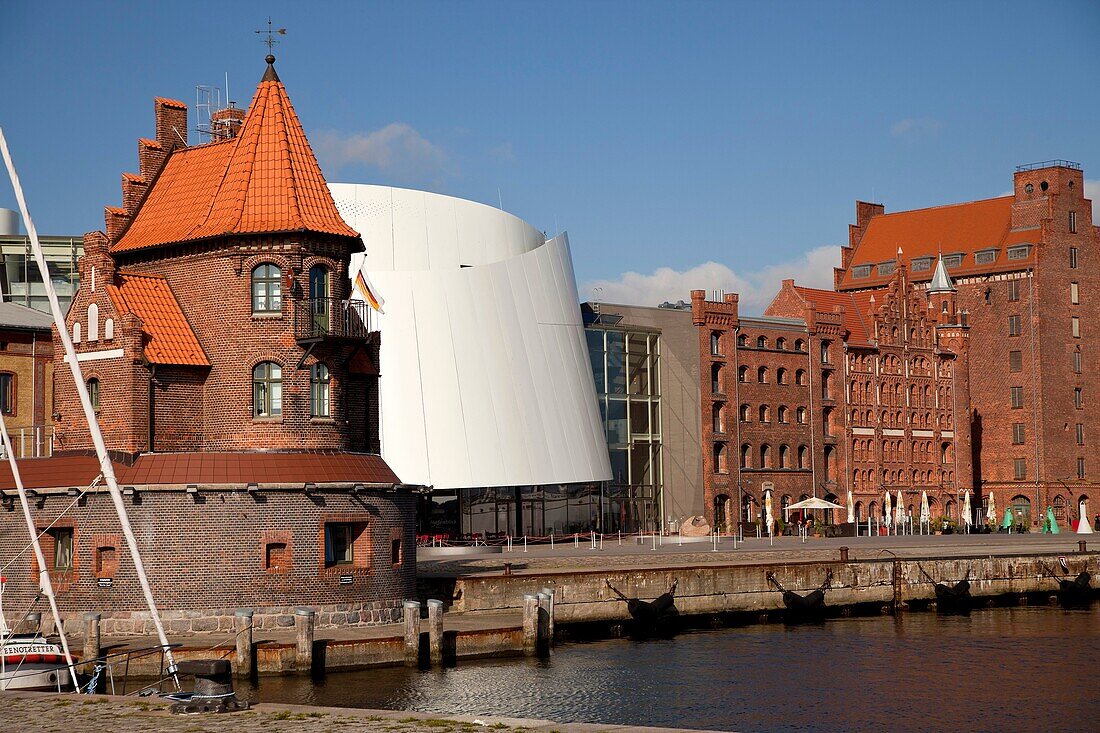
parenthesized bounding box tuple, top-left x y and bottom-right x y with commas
(86, 377, 100, 412)
(795, 339, 806, 352)
(758, 366, 768, 383)
(795, 369, 806, 386)
(309, 264, 331, 332)
(310, 363, 331, 417)
(778, 405, 789, 423)
(0, 372, 12, 415)
(87, 303, 99, 342)
(759, 404, 770, 422)
(711, 363, 722, 393)
(713, 443, 728, 474)
(820, 340, 831, 363)
(72, 322, 81, 343)
(738, 365, 748, 383)
(777, 367, 788, 384)
(253, 362, 283, 417)
(252, 263, 282, 314)
(798, 445, 808, 469)
(779, 444, 790, 468)
(776, 337, 786, 350)
(104, 318, 114, 340)
(757, 335, 767, 348)
(760, 444, 771, 468)
(797, 406, 807, 424)
(737, 334, 748, 347)
(710, 332, 722, 356)
(740, 444, 751, 469)
(739, 404, 750, 422)
(713, 404, 725, 433)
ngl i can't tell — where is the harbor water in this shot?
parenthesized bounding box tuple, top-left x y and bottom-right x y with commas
(239, 605, 1100, 733)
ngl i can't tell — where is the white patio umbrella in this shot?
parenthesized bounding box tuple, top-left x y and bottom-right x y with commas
(986, 492, 996, 525)
(884, 490, 893, 526)
(920, 490, 930, 525)
(897, 490, 905, 527)
(962, 491, 972, 527)
(786, 497, 845, 511)
(847, 490, 855, 523)
(1077, 500, 1093, 534)
(764, 488, 775, 535)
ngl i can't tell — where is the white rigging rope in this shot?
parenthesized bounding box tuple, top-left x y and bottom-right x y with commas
(0, 127, 179, 689)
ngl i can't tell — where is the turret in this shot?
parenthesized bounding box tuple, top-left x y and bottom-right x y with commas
(927, 256, 957, 325)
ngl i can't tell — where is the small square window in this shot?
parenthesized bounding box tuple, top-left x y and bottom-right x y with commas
(323, 522, 368, 570)
(94, 545, 117, 577)
(265, 542, 289, 572)
(47, 528, 73, 571)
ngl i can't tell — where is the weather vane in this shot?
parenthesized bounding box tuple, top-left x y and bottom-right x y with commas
(255, 17, 286, 52)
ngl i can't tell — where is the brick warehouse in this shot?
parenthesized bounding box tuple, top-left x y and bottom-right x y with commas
(0, 55, 416, 635)
(695, 161, 1096, 532)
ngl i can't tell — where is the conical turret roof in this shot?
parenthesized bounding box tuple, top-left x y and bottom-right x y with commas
(927, 256, 955, 294)
(113, 56, 357, 253)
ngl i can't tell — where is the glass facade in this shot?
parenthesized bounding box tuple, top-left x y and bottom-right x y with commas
(0, 235, 81, 314)
(586, 325, 663, 533)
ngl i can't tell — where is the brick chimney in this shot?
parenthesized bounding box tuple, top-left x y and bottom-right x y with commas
(210, 105, 246, 141)
(154, 97, 188, 150)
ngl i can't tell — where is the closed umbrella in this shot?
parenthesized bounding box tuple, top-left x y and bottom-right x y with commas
(1077, 501, 1093, 534)
(898, 490, 905, 530)
(1046, 506, 1060, 535)
(920, 490, 930, 527)
(847, 490, 855, 524)
(1002, 507, 1014, 530)
(986, 492, 996, 525)
(884, 490, 893, 527)
(962, 491, 972, 527)
(764, 488, 775, 536)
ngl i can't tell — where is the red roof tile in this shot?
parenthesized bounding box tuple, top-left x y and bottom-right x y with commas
(114, 71, 357, 253)
(768, 285, 876, 346)
(838, 196, 1037, 290)
(107, 273, 209, 366)
(0, 453, 401, 490)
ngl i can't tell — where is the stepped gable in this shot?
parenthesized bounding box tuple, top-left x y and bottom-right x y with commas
(106, 272, 209, 366)
(112, 55, 358, 254)
(836, 196, 1038, 290)
(767, 282, 875, 346)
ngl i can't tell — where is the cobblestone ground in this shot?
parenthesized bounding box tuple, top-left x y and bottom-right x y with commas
(1, 693, 707, 733)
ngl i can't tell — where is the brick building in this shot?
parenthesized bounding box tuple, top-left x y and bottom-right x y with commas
(0, 55, 415, 635)
(695, 161, 1096, 531)
(0, 302, 54, 457)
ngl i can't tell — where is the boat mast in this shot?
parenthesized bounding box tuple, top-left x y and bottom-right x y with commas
(0, 412, 79, 687)
(0, 128, 179, 688)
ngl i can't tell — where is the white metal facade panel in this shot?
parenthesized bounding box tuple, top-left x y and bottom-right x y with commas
(332, 184, 611, 490)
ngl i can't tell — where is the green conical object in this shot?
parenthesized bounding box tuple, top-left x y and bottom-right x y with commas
(1002, 508, 1014, 529)
(1047, 507, 1060, 534)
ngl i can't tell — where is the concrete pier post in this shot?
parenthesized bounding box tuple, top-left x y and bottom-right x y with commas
(539, 586, 555, 643)
(522, 594, 539, 656)
(234, 609, 253, 677)
(426, 599, 444, 666)
(82, 613, 101, 668)
(403, 600, 421, 667)
(294, 607, 315, 673)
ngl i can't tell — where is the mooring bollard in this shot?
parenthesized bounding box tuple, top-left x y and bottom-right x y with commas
(839, 546, 849, 562)
(503, 562, 513, 576)
(522, 594, 539, 656)
(294, 607, 315, 673)
(169, 659, 248, 714)
(427, 599, 444, 666)
(536, 592, 551, 657)
(234, 609, 253, 678)
(403, 600, 421, 667)
(83, 612, 101, 668)
(539, 586, 556, 643)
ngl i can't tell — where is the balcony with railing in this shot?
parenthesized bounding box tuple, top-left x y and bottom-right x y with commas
(294, 297, 375, 343)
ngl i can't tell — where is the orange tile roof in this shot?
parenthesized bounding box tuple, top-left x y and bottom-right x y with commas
(837, 196, 1038, 290)
(107, 273, 209, 366)
(114, 71, 357, 253)
(792, 286, 876, 346)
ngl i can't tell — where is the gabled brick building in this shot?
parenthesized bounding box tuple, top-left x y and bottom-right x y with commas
(0, 56, 414, 635)
(694, 161, 1096, 531)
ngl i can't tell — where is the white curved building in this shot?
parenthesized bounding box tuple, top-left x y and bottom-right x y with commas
(330, 184, 611, 536)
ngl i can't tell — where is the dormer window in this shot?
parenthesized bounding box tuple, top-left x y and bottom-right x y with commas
(877, 262, 895, 276)
(942, 254, 963, 268)
(974, 249, 997, 265)
(1007, 245, 1030, 260)
(851, 265, 872, 279)
(910, 258, 933, 272)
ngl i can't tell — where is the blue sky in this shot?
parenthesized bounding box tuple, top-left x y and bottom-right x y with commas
(1, 1, 1097, 311)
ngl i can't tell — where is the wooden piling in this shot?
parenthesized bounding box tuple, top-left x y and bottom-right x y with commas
(426, 599, 444, 666)
(234, 609, 253, 678)
(294, 607, 315, 673)
(522, 594, 538, 656)
(403, 600, 421, 667)
(82, 613, 101, 668)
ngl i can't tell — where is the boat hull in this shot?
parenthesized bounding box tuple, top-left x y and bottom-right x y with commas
(0, 664, 70, 691)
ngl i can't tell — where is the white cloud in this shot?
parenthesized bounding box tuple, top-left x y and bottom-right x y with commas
(314, 123, 449, 185)
(890, 117, 943, 139)
(582, 245, 841, 314)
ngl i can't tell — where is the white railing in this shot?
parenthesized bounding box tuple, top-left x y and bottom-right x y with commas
(0, 425, 54, 458)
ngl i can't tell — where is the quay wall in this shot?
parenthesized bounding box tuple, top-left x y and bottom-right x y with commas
(448, 551, 1099, 620)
